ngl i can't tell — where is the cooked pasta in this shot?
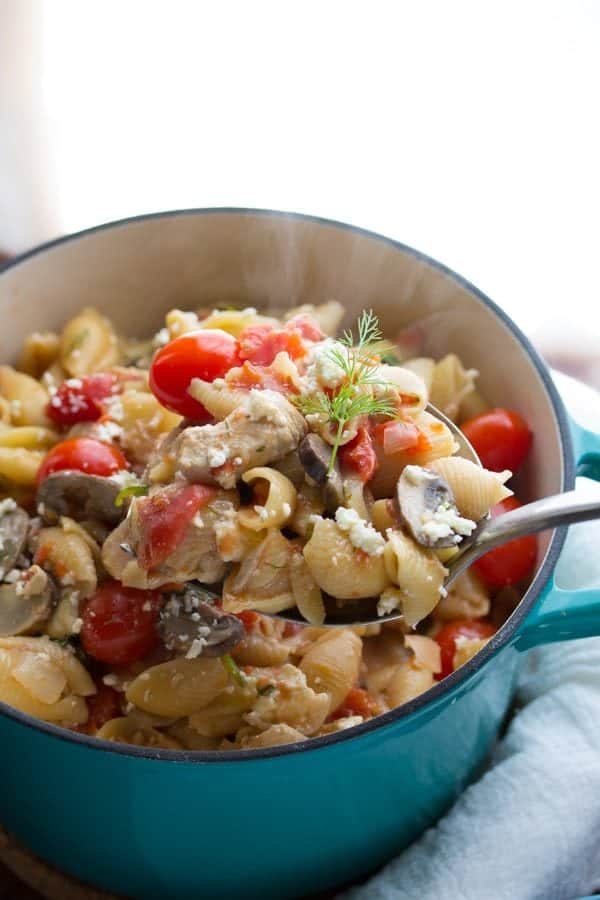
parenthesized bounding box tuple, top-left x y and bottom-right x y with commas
(0, 303, 535, 750)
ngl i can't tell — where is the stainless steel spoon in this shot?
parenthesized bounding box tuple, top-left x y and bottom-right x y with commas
(278, 405, 600, 627)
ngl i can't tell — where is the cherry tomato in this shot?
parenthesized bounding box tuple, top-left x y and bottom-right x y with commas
(473, 497, 537, 588)
(461, 408, 532, 473)
(136, 484, 216, 571)
(84, 683, 122, 733)
(37, 437, 128, 484)
(285, 314, 324, 342)
(339, 426, 378, 482)
(47, 373, 118, 426)
(81, 581, 163, 665)
(149, 330, 242, 420)
(435, 619, 496, 679)
(331, 687, 378, 720)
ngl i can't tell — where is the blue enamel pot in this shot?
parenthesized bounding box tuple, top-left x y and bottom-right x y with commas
(1, 210, 599, 900)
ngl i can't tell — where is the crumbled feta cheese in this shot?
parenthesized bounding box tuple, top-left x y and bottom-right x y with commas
(254, 504, 270, 521)
(71, 617, 83, 634)
(152, 327, 170, 347)
(304, 339, 351, 390)
(94, 420, 123, 442)
(420, 504, 476, 542)
(104, 396, 124, 422)
(65, 378, 83, 389)
(186, 638, 207, 659)
(0, 498, 17, 516)
(110, 470, 139, 489)
(207, 446, 229, 468)
(233, 456, 243, 466)
(102, 673, 119, 687)
(245, 390, 286, 426)
(335, 507, 386, 556)
(377, 588, 403, 617)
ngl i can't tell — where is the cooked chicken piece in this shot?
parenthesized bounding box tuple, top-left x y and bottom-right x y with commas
(102, 487, 238, 589)
(172, 390, 307, 489)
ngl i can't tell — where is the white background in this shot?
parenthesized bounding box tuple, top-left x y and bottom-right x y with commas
(1, 0, 599, 350)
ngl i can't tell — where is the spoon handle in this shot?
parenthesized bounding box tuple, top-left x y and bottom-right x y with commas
(446, 489, 600, 587)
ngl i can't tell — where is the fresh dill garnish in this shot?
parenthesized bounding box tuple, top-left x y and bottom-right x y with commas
(295, 310, 398, 474)
(222, 652, 246, 687)
(115, 484, 149, 507)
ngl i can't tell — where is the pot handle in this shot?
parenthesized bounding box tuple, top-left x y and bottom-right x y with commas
(516, 418, 600, 650)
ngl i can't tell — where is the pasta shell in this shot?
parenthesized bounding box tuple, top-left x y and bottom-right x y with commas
(428, 456, 512, 521)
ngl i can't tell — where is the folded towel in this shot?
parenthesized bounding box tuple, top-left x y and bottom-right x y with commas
(342, 379, 600, 900)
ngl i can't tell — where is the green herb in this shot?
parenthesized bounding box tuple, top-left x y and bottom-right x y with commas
(51, 637, 73, 648)
(295, 310, 397, 473)
(222, 652, 246, 687)
(256, 445, 266, 453)
(380, 349, 402, 366)
(258, 683, 276, 697)
(66, 328, 90, 355)
(115, 484, 149, 507)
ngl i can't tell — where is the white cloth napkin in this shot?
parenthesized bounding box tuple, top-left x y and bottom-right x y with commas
(342, 378, 600, 900)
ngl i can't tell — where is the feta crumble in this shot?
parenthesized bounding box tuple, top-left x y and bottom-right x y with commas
(254, 504, 270, 521)
(207, 446, 229, 468)
(305, 339, 351, 390)
(0, 498, 17, 516)
(71, 617, 83, 635)
(420, 503, 476, 542)
(335, 507, 385, 556)
(186, 638, 207, 659)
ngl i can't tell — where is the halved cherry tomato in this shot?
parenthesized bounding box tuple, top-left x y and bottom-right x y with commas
(339, 426, 378, 482)
(331, 687, 378, 720)
(36, 437, 128, 484)
(149, 330, 242, 420)
(84, 683, 122, 732)
(47, 373, 118, 426)
(435, 619, 496, 680)
(81, 581, 163, 665)
(136, 484, 216, 571)
(239, 324, 306, 366)
(473, 497, 537, 588)
(461, 408, 532, 473)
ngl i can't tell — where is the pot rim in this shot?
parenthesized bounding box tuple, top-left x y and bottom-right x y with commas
(0, 207, 574, 762)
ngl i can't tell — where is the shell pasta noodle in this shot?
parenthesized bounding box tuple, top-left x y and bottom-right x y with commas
(0, 301, 535, 750)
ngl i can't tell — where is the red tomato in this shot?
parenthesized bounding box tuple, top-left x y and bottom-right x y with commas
(285, 314, 324, 342)
(238, 324, 306, 366)
(473, 497, 537, 588)
(37, 437, 128, 484)
(136, 484, 216, 571)
(339, 426, 378, 482)
(435, 619, 496, 680)
(47, 373, 118, 426)
(84, 684, 122, 733)
(235, 610, 262, 632)
(331, 687, 378, 720)
(149, 330, 242, 420)
(81, 582, 163, 665)
(461, 408, 532, 473)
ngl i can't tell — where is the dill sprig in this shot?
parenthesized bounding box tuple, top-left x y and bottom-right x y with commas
(296, 310, 398, 474)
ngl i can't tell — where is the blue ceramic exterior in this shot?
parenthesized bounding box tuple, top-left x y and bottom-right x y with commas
(1, 211, 600, 899)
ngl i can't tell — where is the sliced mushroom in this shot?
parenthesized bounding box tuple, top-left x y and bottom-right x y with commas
(396, 465, 467, 549)
(298, 434, 344, 513)
(0, 505, 29, 577)
(0, 565, 54, 636)
(159, 584, 244, 658)
(37, 471, 126, 526)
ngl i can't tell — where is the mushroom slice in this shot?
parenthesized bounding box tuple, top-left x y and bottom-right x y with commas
(0, 565, 54, 636)
(0, 505, 29, 577)
(37, 471, 127, 526)
(396, 465, 476, 549)
(298, 434, 344, 513)
(159, 585, 244, 658)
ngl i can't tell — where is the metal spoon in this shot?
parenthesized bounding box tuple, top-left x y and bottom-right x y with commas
(278, 405, 600, 627)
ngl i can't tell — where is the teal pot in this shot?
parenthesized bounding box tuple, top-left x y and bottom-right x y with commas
(1, 210, 599, 900)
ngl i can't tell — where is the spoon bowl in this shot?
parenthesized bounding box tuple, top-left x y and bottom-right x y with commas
(277, 405, 600, 627)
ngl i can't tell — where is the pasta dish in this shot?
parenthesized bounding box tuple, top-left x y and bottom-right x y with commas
(0, 301, 534, 750)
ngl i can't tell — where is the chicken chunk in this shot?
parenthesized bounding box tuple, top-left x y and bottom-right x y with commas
(173, 390, 307, 489)
(102, 487, 238, 589)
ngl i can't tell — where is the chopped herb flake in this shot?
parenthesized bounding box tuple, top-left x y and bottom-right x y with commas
(115, 484, 149, 507)
(222, 653, 246, 687)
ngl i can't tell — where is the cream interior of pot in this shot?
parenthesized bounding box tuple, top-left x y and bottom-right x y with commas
(0, 211, 565, 569)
